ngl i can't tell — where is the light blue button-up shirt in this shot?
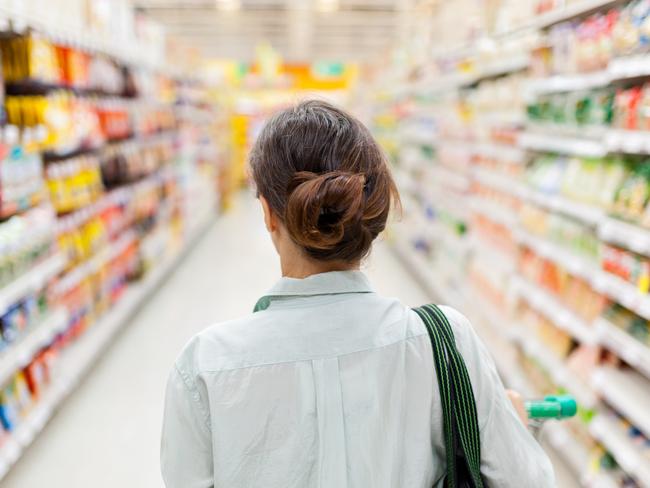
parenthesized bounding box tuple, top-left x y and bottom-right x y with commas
(161, 271, 554, 487)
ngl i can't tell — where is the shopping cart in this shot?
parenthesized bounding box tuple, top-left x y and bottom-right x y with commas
(525, 394, 577, 436)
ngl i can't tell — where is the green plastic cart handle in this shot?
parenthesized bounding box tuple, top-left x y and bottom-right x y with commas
(525, 395, 577, 420)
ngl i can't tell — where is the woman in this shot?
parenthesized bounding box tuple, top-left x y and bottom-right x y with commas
(160, 100, 555, 487)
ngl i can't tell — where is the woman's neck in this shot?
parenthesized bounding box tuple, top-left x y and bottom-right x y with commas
(280, 255, 359, 279)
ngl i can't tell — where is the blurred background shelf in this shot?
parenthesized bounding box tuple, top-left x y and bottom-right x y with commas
(0, 209, 213, 482)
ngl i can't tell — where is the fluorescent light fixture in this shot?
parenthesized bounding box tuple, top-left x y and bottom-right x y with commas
(316, 0, 339, 13)
(215, 0, 241, 11)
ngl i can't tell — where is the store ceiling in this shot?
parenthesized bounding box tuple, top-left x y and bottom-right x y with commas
(134, 0, 415, 62)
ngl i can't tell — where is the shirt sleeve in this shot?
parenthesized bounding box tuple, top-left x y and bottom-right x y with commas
(440, 306, 556, 488)
(161, 364, 214, 488)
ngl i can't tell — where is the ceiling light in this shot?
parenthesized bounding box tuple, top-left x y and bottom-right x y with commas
(215, 0, 241, 11)
(316, 0, 339, 13)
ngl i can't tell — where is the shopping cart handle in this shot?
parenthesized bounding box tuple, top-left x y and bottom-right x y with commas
(525, 395, 577, 420)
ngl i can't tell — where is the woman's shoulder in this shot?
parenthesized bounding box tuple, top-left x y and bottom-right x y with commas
(410, 304, 488, 364)
(173, 301, 481, 381)
(435, 305, 471, 327)
(437, 305, 476, 341)
(173, 312, 273, 379)
(409, 304, 474, 337)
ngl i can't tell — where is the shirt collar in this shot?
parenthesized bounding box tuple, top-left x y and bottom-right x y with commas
(254, 270, 374, 312)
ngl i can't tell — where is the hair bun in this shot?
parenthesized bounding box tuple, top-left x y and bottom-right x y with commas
(285, 170, 369, 255)
(250, 100, 400, 262)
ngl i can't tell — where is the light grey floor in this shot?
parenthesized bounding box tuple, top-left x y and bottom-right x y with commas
(3, 193, 428, 488)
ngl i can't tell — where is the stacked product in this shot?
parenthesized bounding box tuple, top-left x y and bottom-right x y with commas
(0, 131, 45, 218)
(377, 0, 650, 486)
(0, 24, 221, 481)
(175, 80, 222, 229)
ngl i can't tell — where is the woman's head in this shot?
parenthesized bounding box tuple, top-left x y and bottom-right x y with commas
(250, 100, 399, 266)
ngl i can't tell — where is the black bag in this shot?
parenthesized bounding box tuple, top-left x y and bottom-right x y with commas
(413, 304, 486, 488)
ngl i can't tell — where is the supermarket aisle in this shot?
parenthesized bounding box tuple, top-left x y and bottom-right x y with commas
(2, 192, 427, 488)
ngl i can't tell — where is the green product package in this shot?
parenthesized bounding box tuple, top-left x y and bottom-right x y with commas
(629, 317, 650, 345)
(613, 159, 650, 222)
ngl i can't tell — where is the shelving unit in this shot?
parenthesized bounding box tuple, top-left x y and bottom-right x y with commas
(472, 238, 518, 274)
(543, 423, 593, 486)
(526, 57, 650, 96)
(392, 238, 467, 310)
(53, 233, 138, 297)
(596, 318, 650, 378)
(378, 0, 650, 484)
(0, 254, 66, 315)
(527, 71, 611, 95)
(599, 218, 650, 256)
(0, 5, 164, 72)
(590, 415, 650, 488)
(592, 367, 650, 437)
(519, 132, 607, 158)
(470, 197, 519, 229)
(512, 277, 595, 345)
(526, 0, 623, 29)
(0, 309, 69, 387)
(517, 331, 597, 407)
(0, 1, 225, 482)
(0, 208, 214, 482)
(432, 0, 624, 60)
(517, 227, 650, 323)
(521, 129, 650, 157)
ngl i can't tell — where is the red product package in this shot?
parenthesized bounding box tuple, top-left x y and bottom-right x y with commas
(24, 356, 47, 399)
(626, 86, 643, 130)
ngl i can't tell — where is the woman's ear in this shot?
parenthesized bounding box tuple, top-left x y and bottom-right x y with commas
(260, 196, 277, 233)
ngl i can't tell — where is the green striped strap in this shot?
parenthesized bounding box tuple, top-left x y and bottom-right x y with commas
(420, 309, 457, 486)
(424, 305, 482, 485)
(414, 304, 484, 488)
(424, 305, 482, 477)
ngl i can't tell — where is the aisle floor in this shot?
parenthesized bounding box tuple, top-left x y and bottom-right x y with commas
(3, 193, 429, 488)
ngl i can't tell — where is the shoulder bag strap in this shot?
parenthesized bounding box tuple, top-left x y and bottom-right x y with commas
(414, 304, 484, 488)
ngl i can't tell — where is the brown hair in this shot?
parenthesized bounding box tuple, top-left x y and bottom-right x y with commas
(249, 100, 400, 262)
